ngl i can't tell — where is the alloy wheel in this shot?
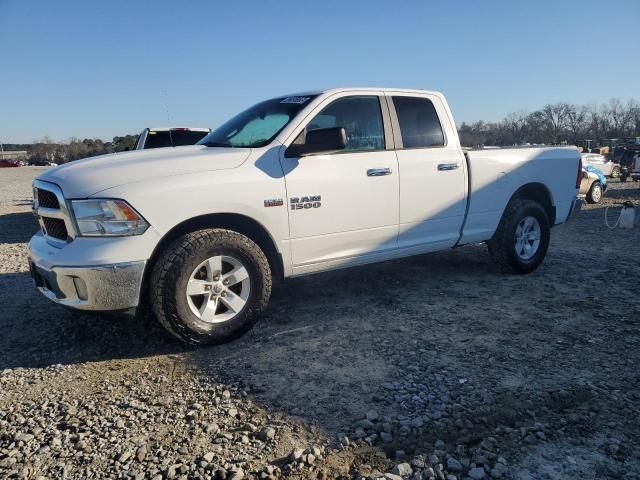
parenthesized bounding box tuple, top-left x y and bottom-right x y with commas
(514, 216, 541, 261)
(186, 255, 251, 323)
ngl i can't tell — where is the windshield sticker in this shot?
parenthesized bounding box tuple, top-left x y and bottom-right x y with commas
(280, 97, 310, 104)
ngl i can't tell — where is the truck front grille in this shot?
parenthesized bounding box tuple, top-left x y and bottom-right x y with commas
(42, 217, 68, 240)
(33, 180, 75, 247)
(36, 188, 60, 209)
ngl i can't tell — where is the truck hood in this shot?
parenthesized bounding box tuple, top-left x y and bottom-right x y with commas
(38, 146, 251, 198)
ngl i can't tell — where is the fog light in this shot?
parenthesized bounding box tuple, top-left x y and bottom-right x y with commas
(72, 277, 88, 301)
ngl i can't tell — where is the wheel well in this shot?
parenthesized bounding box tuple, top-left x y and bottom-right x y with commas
(512, 183, 556, 225)
(140, 214, 284, 306)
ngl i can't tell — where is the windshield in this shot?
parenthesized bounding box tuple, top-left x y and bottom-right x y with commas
(198, 95, 317, 148)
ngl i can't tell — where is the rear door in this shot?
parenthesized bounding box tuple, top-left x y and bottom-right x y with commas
(387, 93, 467, 249)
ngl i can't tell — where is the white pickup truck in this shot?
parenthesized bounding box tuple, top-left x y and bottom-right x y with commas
(29, 88, 583, 345)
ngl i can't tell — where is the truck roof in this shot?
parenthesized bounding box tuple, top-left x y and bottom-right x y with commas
(147, 127, 210, 132)
(282, 87, 443, 97)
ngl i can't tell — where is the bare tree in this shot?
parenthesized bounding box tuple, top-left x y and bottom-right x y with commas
(457, 98, 640, 147)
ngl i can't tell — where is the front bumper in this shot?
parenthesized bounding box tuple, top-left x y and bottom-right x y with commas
(29, 259, 145, 311)
(28, 230, 147, 311)
(27, 220, 161, 311)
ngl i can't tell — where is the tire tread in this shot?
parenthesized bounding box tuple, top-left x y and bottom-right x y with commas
(487, 199, 550, 274)
(149, 229, 271, 345)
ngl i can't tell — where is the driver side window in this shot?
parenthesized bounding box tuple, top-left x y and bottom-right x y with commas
(297, 96, 385, 153)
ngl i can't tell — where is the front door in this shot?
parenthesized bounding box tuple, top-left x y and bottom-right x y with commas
(279, 94, 400, 272)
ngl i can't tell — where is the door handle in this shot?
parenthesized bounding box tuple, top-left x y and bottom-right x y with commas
(438, 163, 459, 171)
(367, 168, 392, 177)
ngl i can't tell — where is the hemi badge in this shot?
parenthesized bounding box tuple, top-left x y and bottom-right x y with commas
(264, 198, 284, 207)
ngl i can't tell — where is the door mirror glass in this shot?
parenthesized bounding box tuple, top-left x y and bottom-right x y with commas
(285, 127, 347, 157)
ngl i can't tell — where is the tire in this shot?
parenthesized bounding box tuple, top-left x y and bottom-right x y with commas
(150, 229, 271, 345)
(610, 166, 620, 179)
(586, 181, 602, 204)
(487, 199, 550, 274)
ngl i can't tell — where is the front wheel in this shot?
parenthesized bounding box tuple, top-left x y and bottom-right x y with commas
(487, 199, 550, 274)
(150, 229, 272, 345)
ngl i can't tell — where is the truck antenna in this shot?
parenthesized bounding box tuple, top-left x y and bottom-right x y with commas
(164, 89, 172, 145)
(164, 89, 171, 124)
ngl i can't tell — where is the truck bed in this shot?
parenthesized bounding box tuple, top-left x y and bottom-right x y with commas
(459, 146, 580, 244)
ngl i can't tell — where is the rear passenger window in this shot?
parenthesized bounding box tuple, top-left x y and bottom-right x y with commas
(392, 96, 444, 148)
(304, 96, 385, 152)
(144, 131, 173, 149)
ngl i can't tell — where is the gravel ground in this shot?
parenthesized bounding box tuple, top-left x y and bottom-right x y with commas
(1, 166, 639, 480)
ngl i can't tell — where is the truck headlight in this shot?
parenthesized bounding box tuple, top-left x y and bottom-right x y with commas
(71, 199, 149, 236)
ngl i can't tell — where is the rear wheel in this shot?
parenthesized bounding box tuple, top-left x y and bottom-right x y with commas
(610, 166, 620, 179)
(487, 199, 550, 274)
(150, 229, 271, 345)
(586, 181, 602, 204)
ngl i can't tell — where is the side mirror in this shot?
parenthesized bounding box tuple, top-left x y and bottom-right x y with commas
(285, 127, 347, 158)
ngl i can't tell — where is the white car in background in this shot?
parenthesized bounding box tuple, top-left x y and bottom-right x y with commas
(580, 153, 620, 178)
(135, 127, 211, 150)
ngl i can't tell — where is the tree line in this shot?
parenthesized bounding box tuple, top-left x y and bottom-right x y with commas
(4, 135, 138, 163)
(458, 98, 640, 148)
(5, 97, 640, 163)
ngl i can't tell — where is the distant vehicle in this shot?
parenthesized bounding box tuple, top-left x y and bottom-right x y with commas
(29, 161, 58, 167)
(631, 151, 640, 182)
(577, 140, 592, 153)
(577, 139, 615, 155)
(580, 165, 607, 204)
(576, 139, 604, 153)
(600, 138, 621, 154)
(134, 127, 211, 150)
(616, 144, 640, 181)
(580, 153, 620, 178)
(0, 159, 21, 167)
